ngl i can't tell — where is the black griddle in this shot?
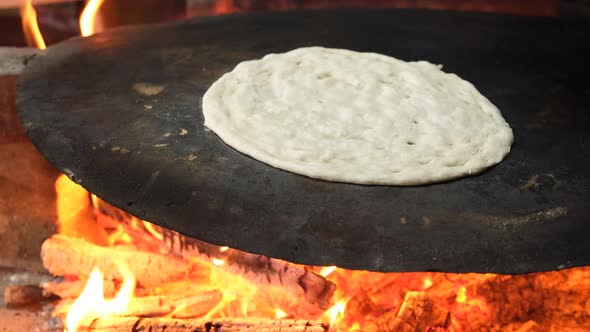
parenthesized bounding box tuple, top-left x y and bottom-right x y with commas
(17, 9, 590, 274)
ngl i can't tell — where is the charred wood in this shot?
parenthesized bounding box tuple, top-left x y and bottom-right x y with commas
(3, 284, 46, 306)
(376, 291, 450, 332)
(343, 289, 377, 327)
(92, 197, 170, 254)
(159, 227, 336, 314)
(92, 199, 336, 315)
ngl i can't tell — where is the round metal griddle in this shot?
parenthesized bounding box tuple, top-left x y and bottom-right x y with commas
(17, 9, 590, 273)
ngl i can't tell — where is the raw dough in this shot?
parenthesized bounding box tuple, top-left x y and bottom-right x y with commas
(202, 47, 513, 185)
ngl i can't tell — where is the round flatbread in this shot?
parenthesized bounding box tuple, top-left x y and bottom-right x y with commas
(202, 47, 513, 185)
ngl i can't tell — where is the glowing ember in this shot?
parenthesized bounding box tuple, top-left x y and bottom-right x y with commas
(211, 258, 224, 266)
(275, 308, 288, 319)
(319, 266, 337, 278)
(19, 0, 46, 49)
(80, 0, 104, 37)
(143, 220, 164, 240)
(456, 286, 467, 303)
(423, 277, 433, 289)
(65, 262, 135, 332)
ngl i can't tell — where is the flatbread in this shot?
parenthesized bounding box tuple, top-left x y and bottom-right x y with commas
(202, 47, 513, 185)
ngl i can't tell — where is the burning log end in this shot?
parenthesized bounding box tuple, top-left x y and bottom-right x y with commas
(41, 234, 193, 288)
(42, 279, 118, 300)
(161, 231, 336, 315)
(376, 291, 450, 332)
(3, 284, 47, 306)
(299, 268, 337, 309)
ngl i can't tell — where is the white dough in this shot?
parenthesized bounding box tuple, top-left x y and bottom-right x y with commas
(202, 47, 513, 185)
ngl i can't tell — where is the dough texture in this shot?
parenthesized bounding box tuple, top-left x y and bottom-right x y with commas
(202, 47, 513, 185)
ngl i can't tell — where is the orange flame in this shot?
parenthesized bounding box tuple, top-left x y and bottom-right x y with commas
(20, 0, 46, 49)
(55, 175, 109, 245)
(143, 221, 164, 241)
(80, 0, 104, 37)
(323, 299, 347, 330)
(65, 262, 135, 332)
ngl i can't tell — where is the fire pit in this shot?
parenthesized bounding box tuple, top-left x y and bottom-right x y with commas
(1, 1, 590, 332)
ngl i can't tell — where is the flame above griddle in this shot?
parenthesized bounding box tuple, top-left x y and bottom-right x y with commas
(20, 0, 46, 49)
(80, 0, 104, 37)
(19, 0, 104, 49)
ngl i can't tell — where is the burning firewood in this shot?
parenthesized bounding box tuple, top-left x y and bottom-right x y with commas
(160, 232, 335, 317)
(40, 233, 332, 323)
(41, 234, 198, 288)
(93, 197, 336, 316)
(75, 316, 328, 332)
(374, 291, 450, 332)
(52, 290, 223, 321)
(42, 279, 118, 299)
(108, 295, 173, 317)
(171, 289, 224, 318)
(179, 238, 336, 308)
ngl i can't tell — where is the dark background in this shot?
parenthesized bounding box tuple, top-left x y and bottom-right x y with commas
(2, 0, 589, 48)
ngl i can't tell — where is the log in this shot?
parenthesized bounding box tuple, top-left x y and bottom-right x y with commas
(42, 275, 223, 316)
(3, 285, 45, 306)
(54, 296, 174, 318)
(160, 230, 335, 317)
(84, 316, 328, 332)
(377, 291, 450, 332)
(155, 225, 335, 313)
(53, 290, 223, 320)
(42, 279, 117, 300)
(42, 279, 223, 319)
(192, 239, 335, 306)
(40, 315, 327, 332)
(41, 235, 203, 288)
(171, 289, 223, 318)
(121, 296, 174, 317)
(343, 289, 377, 327)
(91, 200, 336, 316)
